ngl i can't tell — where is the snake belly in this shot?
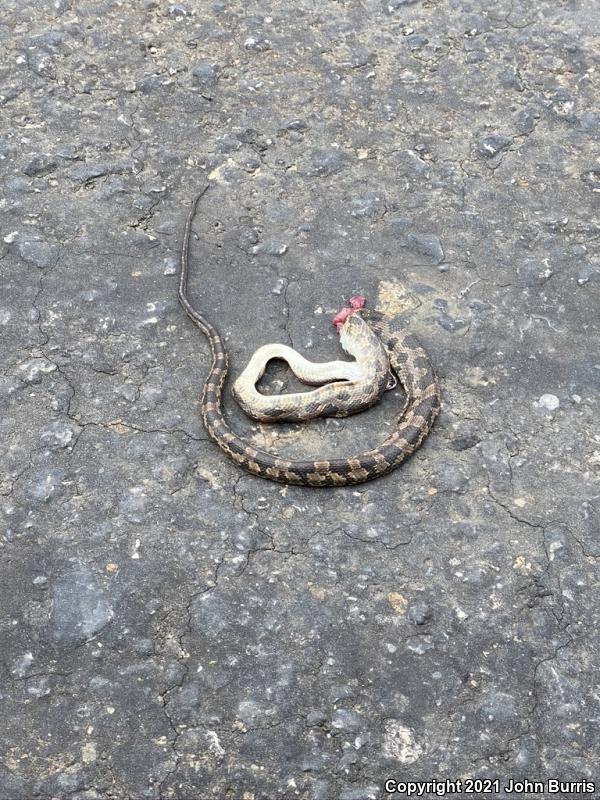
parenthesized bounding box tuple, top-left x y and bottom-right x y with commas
(179, 189, 441, 487)
(231, 313, 392, 423)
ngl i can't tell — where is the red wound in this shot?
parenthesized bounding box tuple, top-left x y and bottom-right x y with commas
(332, 306, 353, 331)
(348, 295, 365, 309)
(332, 295, 366, 331)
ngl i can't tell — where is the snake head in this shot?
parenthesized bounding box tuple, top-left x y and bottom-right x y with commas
(332, 295, 366, 331)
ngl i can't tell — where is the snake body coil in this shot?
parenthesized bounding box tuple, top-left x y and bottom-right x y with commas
(178, 188, 441, 487)
(231, 314, 392, 422)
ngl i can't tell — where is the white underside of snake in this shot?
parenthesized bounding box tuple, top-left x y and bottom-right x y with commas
(231, 299, 396, 423)
(178, 187, 441, 486)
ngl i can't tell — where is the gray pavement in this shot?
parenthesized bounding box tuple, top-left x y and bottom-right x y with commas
(1, 0, 599, 798)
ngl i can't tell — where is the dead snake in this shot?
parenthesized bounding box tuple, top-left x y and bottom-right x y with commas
(178, 187, 441, 486)
(231, 297, 394, 423)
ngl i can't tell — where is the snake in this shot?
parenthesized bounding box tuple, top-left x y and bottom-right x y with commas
(178, 186, 441, 487)
(231, 299, 394, 423)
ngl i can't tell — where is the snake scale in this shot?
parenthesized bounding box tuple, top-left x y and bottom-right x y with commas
(178, 187, 441, 487)
(231, 301, 394, 423)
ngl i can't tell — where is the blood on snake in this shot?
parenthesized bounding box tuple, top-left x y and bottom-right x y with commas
(178, 186, 441, 487)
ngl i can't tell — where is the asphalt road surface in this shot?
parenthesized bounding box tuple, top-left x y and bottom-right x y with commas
(1, 0, 599, 798)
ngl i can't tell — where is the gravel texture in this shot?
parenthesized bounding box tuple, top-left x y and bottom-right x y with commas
(1, 0, 599, 798)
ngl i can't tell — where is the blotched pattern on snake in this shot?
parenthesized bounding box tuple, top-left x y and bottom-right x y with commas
(178, 188, 441, 487)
